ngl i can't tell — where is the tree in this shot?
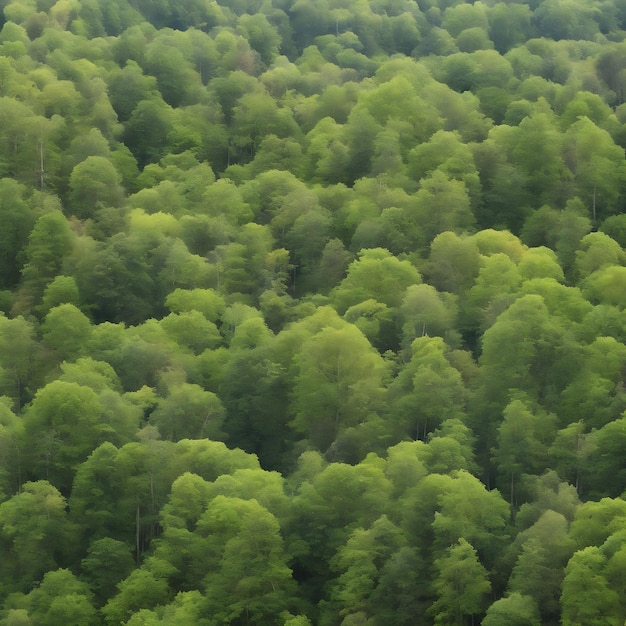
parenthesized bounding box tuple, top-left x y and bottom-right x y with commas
(202, 178, 253, 226)
(75, 439, 181, 560)
(548, 421, 592, 492)
(508, 511, 575, 620)
(199, 496, 296, 624)
(369, 545, 427, 625)
(290, 322, 388, 452)
(316, 238, 352, 292)
(431, 471, 510, 567)
(561, 547, 621, 626)
(123, 98, 174, 167)
(284, 207, 332, 284)
(475, 294, 574, 442)
(237, 134, 305, 181)
(424, 232, 481, 295)
(388, 336, 468, 441)
(209, 225, 279, 299)
(425, 419, 479, 476)
(331, 248, 421, 313)
(149, 384, 225, 442)
(40, 275, 81, 314)
(238, 13, 281, 68)
(557, 370, 626, 437)
(461, 252, 522, 334)
(231, 90, 300, 163)
(74, 233, 159, 324)
(584, 417, 626, 498)
(429, 538, 491, 626)
(21, 380, 107, 492)
(581, 263, 626, 307)
(303, 117, 350, 185)
(599, 214, 626, 248)
(18, 210, 74, 308)
(81, 538, 136, 606)
(555, 206, 592, 276)
(164, 288, 225, 321)
(482, 593, 541, 626)
(517, 247, 564, 282)
(0, 314, 38, 412)
(41, 304, 92, 362)
(412, 169, 475, 245)
(219, 344, 293, 471)
(102, 565, 171, 626)
(491, 397, 557, 507)
(291, 455, 392, 589)
(569, 497, 626, 550)
(407, 130, 480, 206)
(24, 569, 97, 626)
(0, 481, 72, 595)
(144, 36, 201, 108)
(0, 98, 54, 188)
(384, 440, 428, 498)
(107, 60, 158, 122)
(533, 0, 600, 41)
(470, 229, 525, 261)
(399, 283, 459, 349)
(68, 156, 124, 219)
(358, 74, 442, 149)
(159, 311, 221, 355)
(342, 295, 394, 351)
(324, 515, 409, 624)
(565, 117, 626, 222)
(511, 105, 571, 205)
(489, 3, 533, 53)
(124, 590, 211, 625)
(343, 106, 383, 183)
(514, 472, 580, 531)
(0, 397, 22, 497)
(442, 3, 489, 39)
(0, 178, 36, 289)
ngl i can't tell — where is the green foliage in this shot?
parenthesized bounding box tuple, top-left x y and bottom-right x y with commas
(149, 384, 225, 441)
(508, 510, 575, 620)
(561, 547, 622, 626)
(429, 538, 491, 625)
(0, 179, 36, 290)
(68, 156, 125, 219)
(23, 569, 97, 626)
(81, 538, 136, 605)
(483, 593, 541, 626)
(41, 303, 92, 361)
(331, 248, 421, 313)
(0, 481, 72, 596)
(0, 2, 625, 623)
(291, 321, 388, 453)
(21, 380, 111, 491)
(18, 210, 74, 310)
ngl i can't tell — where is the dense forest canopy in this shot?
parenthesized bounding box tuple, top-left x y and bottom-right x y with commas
(1, 0, 626, 623)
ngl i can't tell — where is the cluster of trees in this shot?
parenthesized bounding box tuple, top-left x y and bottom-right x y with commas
(1, 0, 626, 623)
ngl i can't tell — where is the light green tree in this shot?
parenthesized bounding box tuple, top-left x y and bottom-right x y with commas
(561, 547, 621, 626)
(149, 384, 225, 442)
(291, 323, 388, 451)
(429, 538, 491, 626)
(0, 481, 72, 594)
(482, 593, 540, 626)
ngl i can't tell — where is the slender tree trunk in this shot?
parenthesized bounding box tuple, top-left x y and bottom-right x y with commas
(39, 136, 45, 190)
(15, 441, 21, 493)
(592, 185, 597, 223)
(510, 472, 515, 519)
(136, 503, 141, 564)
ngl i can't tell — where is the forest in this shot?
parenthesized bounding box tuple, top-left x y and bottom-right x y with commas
(1, 0, 626, 623)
